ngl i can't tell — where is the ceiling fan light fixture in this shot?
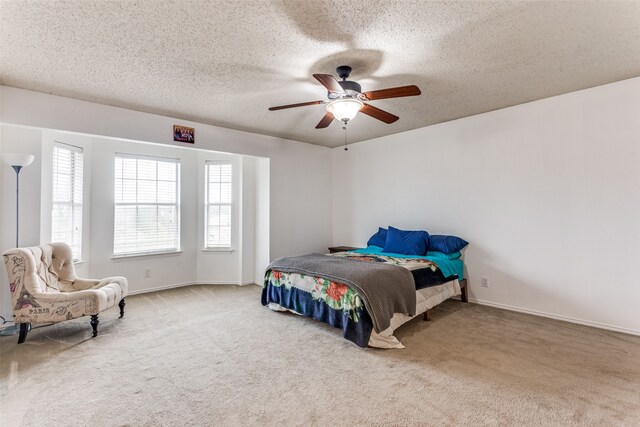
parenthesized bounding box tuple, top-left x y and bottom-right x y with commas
(269, 67, 420, 129)
(326, 98, 363, 122)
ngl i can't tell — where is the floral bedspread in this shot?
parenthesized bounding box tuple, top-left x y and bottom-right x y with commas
(261, 251, 452, 347)
(265, 270, 365, 320)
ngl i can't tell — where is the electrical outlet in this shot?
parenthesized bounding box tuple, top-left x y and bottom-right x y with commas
(481, 277, 489, 288)
(144, 269, 151, 279)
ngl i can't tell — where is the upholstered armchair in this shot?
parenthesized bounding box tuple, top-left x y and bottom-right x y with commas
(2, 242, 128, 344)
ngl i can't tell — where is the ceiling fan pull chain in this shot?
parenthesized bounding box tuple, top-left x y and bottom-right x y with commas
(343, 123, 348, 151)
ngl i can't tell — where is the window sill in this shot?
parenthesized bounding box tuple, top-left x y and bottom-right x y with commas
(73, 260, 86, 266)
(111, 251, 183, 261)
(202, 248, 234, 253)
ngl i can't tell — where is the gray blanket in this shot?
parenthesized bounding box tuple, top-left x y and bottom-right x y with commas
(268, 253, 417, 333)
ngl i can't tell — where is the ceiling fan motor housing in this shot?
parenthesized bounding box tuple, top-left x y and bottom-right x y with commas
(338, 80, 362, 93)
(336, 65, 352, 79)
(334, 65, 362, 94)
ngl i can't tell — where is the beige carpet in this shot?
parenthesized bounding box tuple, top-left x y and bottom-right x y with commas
(1, 285, 639, 426)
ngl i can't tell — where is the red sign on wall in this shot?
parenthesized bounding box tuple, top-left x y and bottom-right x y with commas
(173, 125, 194, 143)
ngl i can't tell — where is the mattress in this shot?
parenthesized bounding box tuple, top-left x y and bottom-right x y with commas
(368, 279, 461, 348)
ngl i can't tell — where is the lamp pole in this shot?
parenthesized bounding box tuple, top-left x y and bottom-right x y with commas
(1, 154, 35, 337)
(12, 165, 22, 247)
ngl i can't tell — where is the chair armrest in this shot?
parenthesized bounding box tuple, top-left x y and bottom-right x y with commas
(34, 289, 99, 303)
(70, 278, 101, 291)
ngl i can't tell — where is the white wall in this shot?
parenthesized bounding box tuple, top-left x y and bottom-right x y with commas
(254, 157, 270, 285)
(240, 156, 257, 285)
(333, 77, 640, 335)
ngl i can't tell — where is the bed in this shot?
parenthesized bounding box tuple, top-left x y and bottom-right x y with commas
(261, 246, 467, 349)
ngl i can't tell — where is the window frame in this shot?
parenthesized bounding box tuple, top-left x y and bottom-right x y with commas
(113, 153, 181, 258)
(51, 142, 84, 262)
(204, 161, 233, 250)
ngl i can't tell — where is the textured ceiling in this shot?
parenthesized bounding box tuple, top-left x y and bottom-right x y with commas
(1, 1, 640, 148)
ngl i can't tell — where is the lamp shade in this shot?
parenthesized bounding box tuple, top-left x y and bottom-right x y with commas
(2, 153, 35, 167)
(326, 99, 364, 122)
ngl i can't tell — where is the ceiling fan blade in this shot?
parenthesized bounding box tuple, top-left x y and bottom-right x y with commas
(361, 103, 399, 124)
(315, 111, 334, 129)
(268, 100, 325, 111)
(313, 74, 346, 94)
(363, 85, 421, 101)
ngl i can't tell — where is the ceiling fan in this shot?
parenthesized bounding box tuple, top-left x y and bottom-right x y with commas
(268, 65, 421, 129)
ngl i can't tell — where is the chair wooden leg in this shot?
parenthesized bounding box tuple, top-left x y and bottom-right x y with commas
(90, 315, 99, 337)
(17, 323, 30, 344)
(423, 310, 431, 321)
(119, 298, 126, 318)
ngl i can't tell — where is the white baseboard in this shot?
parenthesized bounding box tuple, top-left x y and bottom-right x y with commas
(195, 281, 255, 286)
(128, 281, 259, 296)
(196, 281, 234, 285)
(127, 281, 197, 296)
(468, 297, 640, 337)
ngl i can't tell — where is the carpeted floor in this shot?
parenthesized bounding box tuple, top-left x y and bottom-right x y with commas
(1, 284, 639, 426)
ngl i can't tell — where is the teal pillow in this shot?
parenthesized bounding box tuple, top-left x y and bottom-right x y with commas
(426, 251, 461, 260)
(382, 226, 429, 256)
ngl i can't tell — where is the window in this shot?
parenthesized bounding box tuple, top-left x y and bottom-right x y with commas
(114, 154, 180, 257)
(52, 143, 83, 261)
(205, 162, 232, 248)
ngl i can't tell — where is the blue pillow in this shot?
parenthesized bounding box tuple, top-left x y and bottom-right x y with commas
(428, 235, 468, 254)
(382, 226, 429, 256)
(366, 227, 388, 248)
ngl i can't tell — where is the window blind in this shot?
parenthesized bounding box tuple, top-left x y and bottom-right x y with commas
(52, 143, 83, 261)
(114, 154, 180, 256)
(205, 162, 232, 248)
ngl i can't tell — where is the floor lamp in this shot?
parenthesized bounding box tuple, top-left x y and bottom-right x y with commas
(0, 153, 35, 336)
